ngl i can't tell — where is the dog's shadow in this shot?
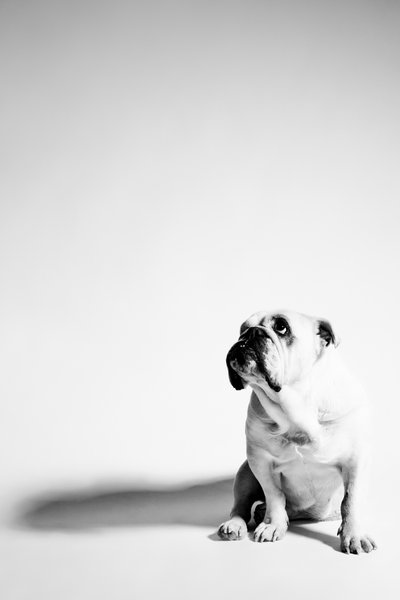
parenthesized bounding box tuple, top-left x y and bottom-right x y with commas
(287, 522, 340, 551)
(16, 478, 235, 531)
(15, 478, 340, 551)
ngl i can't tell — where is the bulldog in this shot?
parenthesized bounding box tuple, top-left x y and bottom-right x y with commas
(218, 310, 377, 554)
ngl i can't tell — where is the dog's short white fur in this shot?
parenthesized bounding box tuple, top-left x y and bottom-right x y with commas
(219, 310, 377, 554)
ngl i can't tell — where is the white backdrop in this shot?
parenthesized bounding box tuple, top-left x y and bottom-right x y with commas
(1, 0, 399, 507)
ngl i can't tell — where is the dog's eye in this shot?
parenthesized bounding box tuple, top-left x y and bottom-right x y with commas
(273, 318, 288, 336)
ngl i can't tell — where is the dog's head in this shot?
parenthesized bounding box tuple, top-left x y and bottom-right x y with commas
(226, 310, 339, 392)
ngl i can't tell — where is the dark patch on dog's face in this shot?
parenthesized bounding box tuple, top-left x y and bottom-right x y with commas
(270, 314, 294, 346)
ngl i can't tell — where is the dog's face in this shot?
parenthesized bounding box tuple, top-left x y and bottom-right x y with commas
(227, 310, 338, 392)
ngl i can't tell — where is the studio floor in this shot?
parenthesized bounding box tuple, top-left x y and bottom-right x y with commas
(0, 478, 397, 600)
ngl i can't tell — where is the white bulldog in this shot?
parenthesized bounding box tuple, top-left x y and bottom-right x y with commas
(218, 310, 377, 554)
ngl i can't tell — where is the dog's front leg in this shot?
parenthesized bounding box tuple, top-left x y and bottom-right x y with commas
(247, 445, 288, 542)
(338, 459, 377, 554)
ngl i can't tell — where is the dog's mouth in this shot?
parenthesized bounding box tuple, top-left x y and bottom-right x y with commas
(227, 329, 282, 392)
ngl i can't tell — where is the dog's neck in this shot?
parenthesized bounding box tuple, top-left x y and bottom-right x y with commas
(251, 381, 321, 444)
(250, 348, 363, 442)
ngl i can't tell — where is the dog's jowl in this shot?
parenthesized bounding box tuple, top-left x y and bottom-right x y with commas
(218, 310, 377, 554)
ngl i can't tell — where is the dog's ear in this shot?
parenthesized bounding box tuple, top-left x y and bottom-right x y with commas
(317, 319, 340, 348)
(226, 357, 246, 390)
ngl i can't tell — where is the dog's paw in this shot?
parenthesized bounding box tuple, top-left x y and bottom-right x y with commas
(253, 520, 288, 543)
(217, 517, 247, 541)
(338, 525, 377, 554)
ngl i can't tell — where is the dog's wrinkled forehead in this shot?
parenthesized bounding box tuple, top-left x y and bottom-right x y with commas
(240, 310, 305, 337)
(239, 310, 338, 348)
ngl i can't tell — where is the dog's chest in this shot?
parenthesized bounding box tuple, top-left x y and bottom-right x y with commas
(273, 442, 338, 479)
(269, 426, 343, 466)
(270, 435, 343, 514)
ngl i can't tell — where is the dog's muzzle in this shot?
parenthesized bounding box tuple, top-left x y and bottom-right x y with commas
(227, 327, 282, 392)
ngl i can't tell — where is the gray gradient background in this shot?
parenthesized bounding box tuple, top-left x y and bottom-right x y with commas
(1, 1, 399, 598)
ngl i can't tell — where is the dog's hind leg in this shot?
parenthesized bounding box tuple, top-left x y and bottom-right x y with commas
(218, 460, 263, 540)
